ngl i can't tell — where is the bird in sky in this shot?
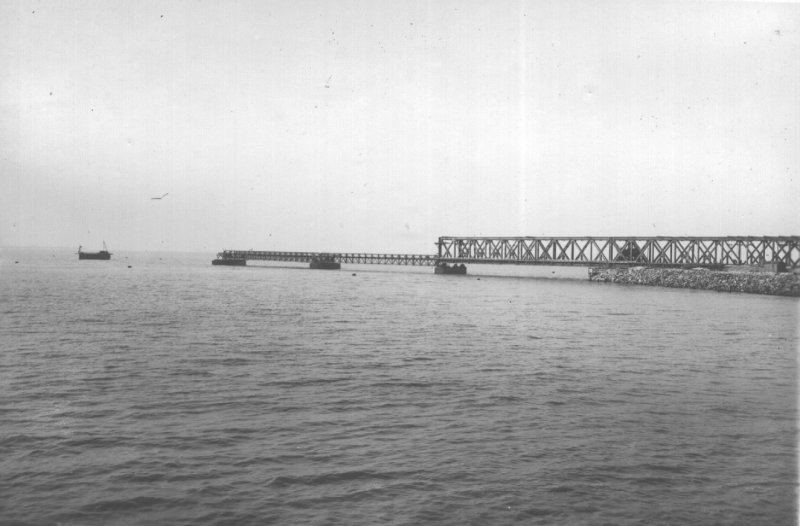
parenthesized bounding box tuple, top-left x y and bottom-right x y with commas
(151, 193, 168, 200)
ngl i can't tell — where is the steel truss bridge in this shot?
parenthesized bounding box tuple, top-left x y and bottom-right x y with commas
(435, 236, 800, 268)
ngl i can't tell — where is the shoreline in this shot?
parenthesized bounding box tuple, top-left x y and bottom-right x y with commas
(588, 266, 800, 297)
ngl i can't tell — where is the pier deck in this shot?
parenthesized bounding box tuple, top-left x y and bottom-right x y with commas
(214, 250, 437, 266)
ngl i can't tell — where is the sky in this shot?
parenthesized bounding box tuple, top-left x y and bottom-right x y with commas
(1, 0, 798, 254)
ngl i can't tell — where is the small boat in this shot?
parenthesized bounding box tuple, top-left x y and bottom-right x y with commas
(78, 242, 112, 260)
(310, 254, 341, 270)
(434, 262, 467, 275)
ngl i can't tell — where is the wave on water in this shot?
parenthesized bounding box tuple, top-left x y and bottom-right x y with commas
(1, 249, 797, 525)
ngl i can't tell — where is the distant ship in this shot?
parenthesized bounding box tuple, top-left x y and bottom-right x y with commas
(78, 242, 111, 260)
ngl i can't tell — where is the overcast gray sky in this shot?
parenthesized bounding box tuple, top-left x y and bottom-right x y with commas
(2, 0, 798, 253)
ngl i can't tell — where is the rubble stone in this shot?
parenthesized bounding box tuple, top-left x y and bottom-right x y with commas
(587, 267, 800, 297)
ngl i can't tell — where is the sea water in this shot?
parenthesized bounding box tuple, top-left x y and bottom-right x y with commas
(1, 248, 797, 525)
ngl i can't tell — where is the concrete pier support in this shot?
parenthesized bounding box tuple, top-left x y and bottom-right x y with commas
(212, 258, 246, 266)
(434, 263, 467, 275)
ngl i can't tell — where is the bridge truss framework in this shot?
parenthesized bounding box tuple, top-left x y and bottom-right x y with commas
(435, 236, 800, 268)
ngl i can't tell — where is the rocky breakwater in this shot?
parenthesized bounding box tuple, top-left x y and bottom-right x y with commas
(588, 266, 800, 297)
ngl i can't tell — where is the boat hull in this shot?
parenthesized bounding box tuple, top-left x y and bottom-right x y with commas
(79, 251, 111, 260)
(212, 258, 246, 266)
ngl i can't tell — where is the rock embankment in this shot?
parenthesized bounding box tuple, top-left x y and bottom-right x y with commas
(588, 267, 800, 297)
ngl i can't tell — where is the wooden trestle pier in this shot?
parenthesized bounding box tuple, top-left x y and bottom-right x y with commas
(213, 250, 438, 266)
(213, 236, 800, 271)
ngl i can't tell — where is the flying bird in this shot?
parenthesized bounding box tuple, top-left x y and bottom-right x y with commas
(151, 193, 168, 200)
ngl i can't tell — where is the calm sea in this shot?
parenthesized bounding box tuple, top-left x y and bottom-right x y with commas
(1, 247, 797, 525)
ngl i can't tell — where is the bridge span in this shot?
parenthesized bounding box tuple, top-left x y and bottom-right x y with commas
(436, 236, 800, 268)
(213, 236, 799, 270)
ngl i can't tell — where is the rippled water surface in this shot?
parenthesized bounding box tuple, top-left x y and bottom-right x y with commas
(1, 248, 797, 525)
